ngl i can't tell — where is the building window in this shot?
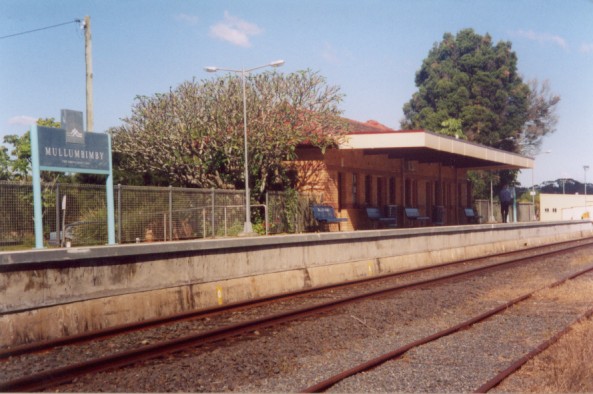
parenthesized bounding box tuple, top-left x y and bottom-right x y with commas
(388, 177, 396, 205)
(377, 177, 384, 208)
(337, 172, 343, 211)
(352, 173, 358, 207)
(426, 181, 433, 209)
(365, 175, 372, 206)
(405, 178, 412, 207)
(434, 181, 442, 206)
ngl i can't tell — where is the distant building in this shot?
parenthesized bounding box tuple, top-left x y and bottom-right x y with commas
(540, 193, 593, 221)
(290, 119, 533, 230)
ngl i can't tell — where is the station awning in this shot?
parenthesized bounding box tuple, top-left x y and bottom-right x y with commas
(340, 129, 533, 170)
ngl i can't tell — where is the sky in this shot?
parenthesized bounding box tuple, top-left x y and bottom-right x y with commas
(1, 0, 592, 187)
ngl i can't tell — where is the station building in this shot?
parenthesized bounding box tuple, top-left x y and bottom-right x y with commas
(290, 119, 533, 230)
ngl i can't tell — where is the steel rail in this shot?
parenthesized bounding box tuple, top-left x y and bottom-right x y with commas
(475, 306, 593, 393)
(301, 262, 593, 392)
(2, 238, 593, 392)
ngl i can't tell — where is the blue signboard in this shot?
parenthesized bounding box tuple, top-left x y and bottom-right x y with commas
(36, 126, 110, 173)
(31, 123, 115, 248)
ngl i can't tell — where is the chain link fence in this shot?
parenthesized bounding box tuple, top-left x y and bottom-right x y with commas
(0, 182, 317, 250)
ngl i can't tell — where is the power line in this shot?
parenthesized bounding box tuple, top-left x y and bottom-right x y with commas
(0, 19, 81, 40)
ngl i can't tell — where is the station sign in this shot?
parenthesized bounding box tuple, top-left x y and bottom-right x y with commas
(30, 109, 115, 248)
(36, 126, 110, 173)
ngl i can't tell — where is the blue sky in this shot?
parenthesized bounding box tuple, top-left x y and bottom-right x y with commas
(1, 0, 592, 187)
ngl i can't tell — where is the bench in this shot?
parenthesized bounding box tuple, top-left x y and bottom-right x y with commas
(366, 207, 397, 228)
(311, 205, 348, 231)
(464, 207, 482, 224)
(404, 207, 430, 226)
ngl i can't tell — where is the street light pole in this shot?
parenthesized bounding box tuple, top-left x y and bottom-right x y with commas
(585, 165, 589, 195)
(584, 165, 589, 214)
(205, 60, 285, 235)
(531, 165, 535, 219)
(83, 16, 93, 132)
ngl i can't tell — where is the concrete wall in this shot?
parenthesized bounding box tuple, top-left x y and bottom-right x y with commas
(1, 221, 592, 348)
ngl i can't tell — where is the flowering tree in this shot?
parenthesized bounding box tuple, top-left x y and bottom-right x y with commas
(111, 69, 347, 199)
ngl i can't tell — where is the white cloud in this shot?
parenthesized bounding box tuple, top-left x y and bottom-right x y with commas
(175, 13, 199, 26)
(580, 42, 593, 54)
(8, 115, 36, 126)
(514, 29, 568, 50)
(209, 11, 262, 47)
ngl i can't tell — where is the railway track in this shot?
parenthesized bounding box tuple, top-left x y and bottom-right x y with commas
(301, 262, 593, 392)
(2, 237, 593, 392)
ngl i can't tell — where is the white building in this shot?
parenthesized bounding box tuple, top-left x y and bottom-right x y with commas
(539, 193, 593, 221)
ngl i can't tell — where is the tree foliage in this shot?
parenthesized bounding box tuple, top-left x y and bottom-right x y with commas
(401, 29, 560, 197)
(110, 69, 347, 199)
(518, 79, 560, 157)
(0, 145, 10, 181)
(402, 29, 531, 152)
(402, 29, 560, 193)
(3, 132, 32, 180)
(2, 118, 61, 181)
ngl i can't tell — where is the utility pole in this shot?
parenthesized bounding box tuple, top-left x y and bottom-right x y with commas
(84, 16, 93, 132)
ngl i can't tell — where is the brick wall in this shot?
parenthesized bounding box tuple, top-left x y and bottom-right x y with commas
(291, 147, 471, 230)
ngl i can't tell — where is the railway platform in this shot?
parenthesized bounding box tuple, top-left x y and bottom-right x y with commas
(1, 220, 592, 348)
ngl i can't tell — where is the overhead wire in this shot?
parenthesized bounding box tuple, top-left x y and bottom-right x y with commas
(0, 19, 81, 40)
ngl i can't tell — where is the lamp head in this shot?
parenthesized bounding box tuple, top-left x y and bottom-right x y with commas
(270, 60, 285, 67)
(204, 66, 218, 73)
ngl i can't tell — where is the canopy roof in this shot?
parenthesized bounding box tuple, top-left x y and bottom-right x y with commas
(340, 121, 533, 170)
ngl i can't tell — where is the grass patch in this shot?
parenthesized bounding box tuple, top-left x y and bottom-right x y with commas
(497, 277, 593, 392)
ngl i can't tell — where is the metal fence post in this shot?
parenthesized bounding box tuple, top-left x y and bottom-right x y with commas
(168, 185, 173, 241)
(55, 182, 60, 247)
(265, 191, 269, 236)
(211, 189, 215, 238)
(202, 209, 206, 239)
(224, 206, 228, 237)
(117, 184, 122, 244)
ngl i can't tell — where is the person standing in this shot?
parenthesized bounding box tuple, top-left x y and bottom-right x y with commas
(499, 184, 513, 223)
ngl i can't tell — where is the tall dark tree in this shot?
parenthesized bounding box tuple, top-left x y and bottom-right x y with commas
(402, 29, 529, 152)
(402, 28, 559, 191)
(110, 69, 347, 199)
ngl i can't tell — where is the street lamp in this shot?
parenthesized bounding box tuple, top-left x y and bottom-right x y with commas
(584, 165, 590, 214)
(204, 60, 285, 235)
(584, 165, 589, 195)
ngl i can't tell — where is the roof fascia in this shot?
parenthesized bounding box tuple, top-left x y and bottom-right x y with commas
(340, 130, 533, 169)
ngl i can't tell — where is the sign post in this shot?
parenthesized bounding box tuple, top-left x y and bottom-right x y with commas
(30, 117, 115, 248)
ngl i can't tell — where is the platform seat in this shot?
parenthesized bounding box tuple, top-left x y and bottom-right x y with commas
(404, 207, 430, 226)
(311, 205, 347, 231)
(366, 207, 397, 228)
(464, 208, 482, 224)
